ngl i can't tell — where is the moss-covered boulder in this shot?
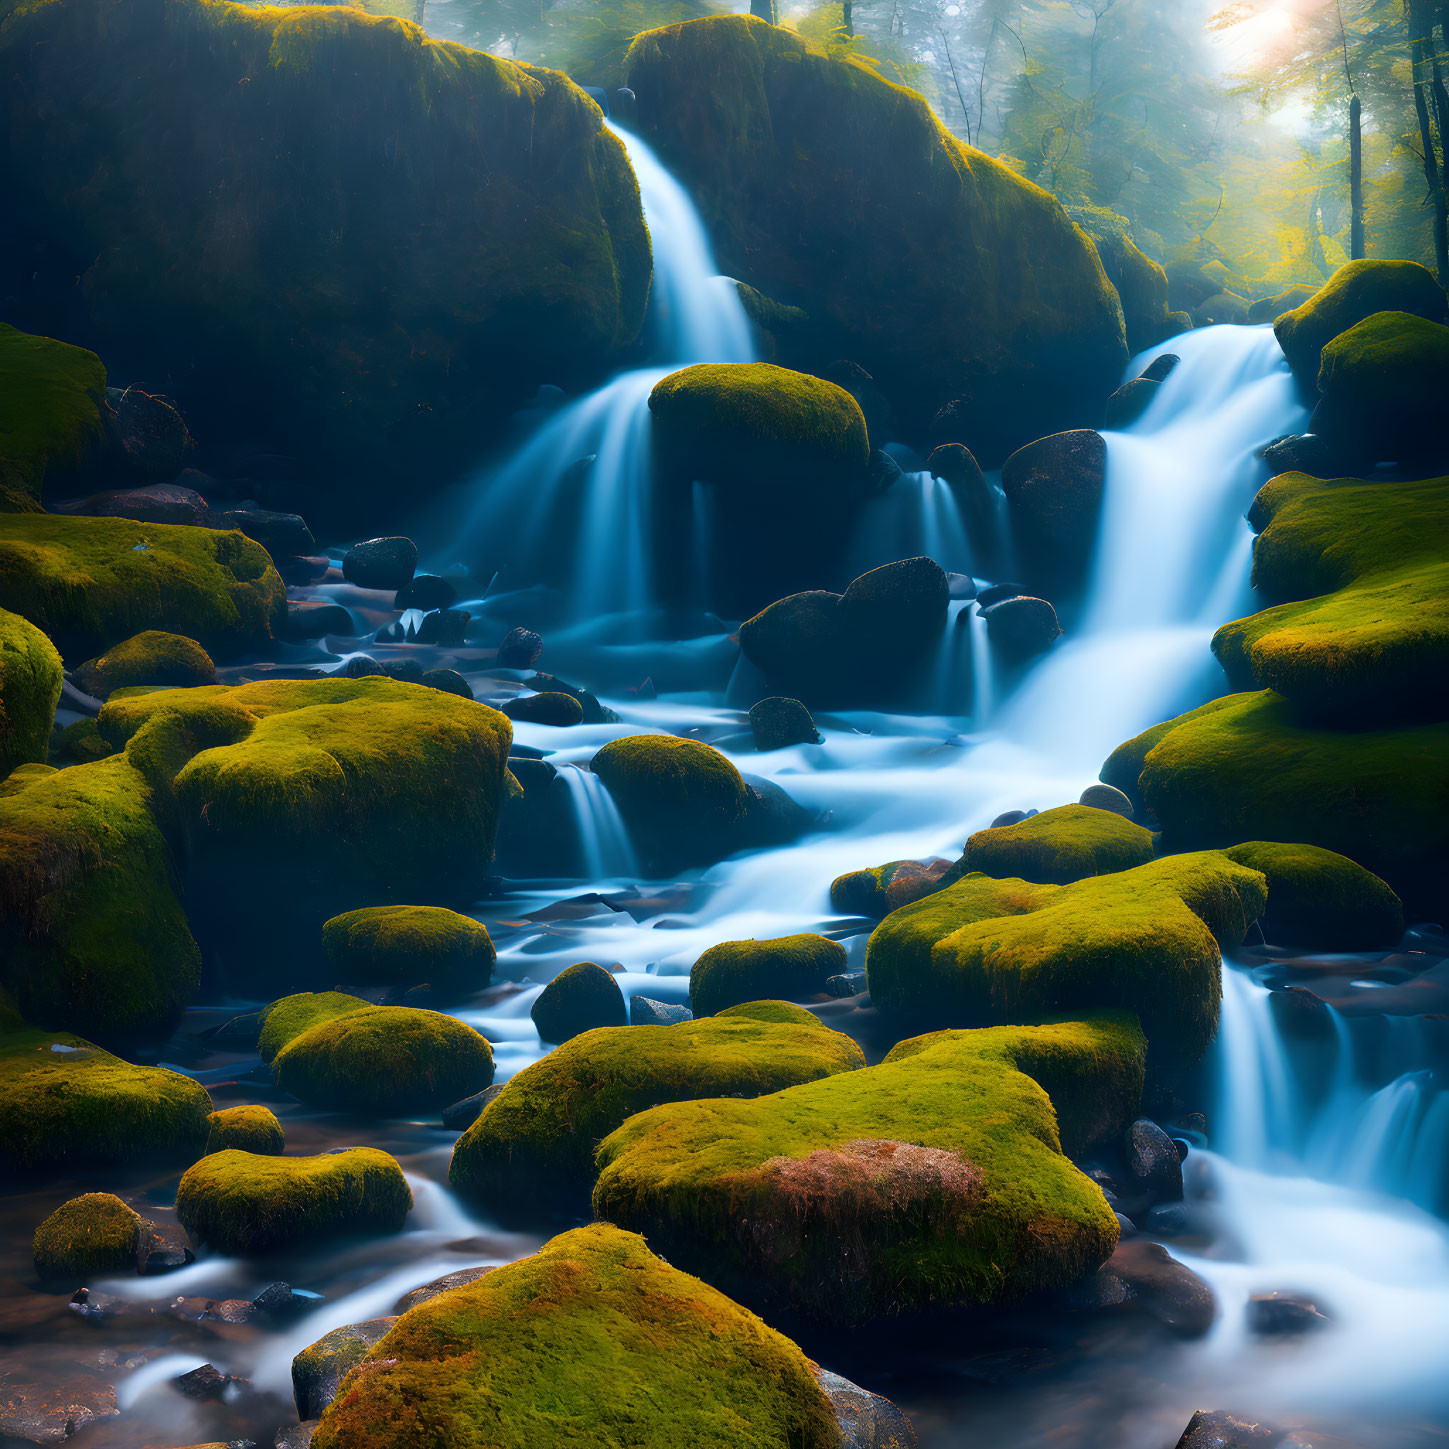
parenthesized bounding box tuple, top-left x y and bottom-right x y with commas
(1108, 690, 1448, 920)
(830, 858, 954, 919)
(266, 998, 494, 1117)
(865, 852, 1268, 1070)
(961, 804, 1155, 885)
(690, 934, 846, 1015)
(0, 608, 62, 777)
(310, 1222, 843, 1449)
(259, 991, 371, 1063)
(449, 1004, 865, 1218)
(1310, 312, 1449, 467)
(748, 696, 819, 750)
(0, 324, 107, 512)
(1248, 281, 1316, 325)
(593, 1017, 1141, 1322)
(625, 18, 1126, 459)
(999, 430, 1107, 597)
(1068, 206, 1173, 354)
(322, 905, 495, 1001)
(205, 1105, 285, 1156)
(0, 0, 651, 520)
(0, 1028, 211, 1170)
(0, 514, 284, 662)
(73, 631, 215, 700)
(1274, 259, 1447, 384)
(33, 1192, 147, 1281)
(98, 677, 512, 985)
(0, 754, 200, 1040)
(530, 962, 628, 1045)
(176, 1147, 412, 1255)
(1212, 473, 1449, 722)
(293, 1317, 399, 1422)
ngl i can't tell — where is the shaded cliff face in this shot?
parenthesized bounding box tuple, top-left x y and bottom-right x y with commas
(625, 16, 1127, 460)
(0, 0, 652, 521)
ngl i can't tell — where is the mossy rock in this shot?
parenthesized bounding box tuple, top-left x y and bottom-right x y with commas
(0, 324, 107, 512)
(49, 718, 115, 766)
(449, 1008, 865, 1218)
(625, 17, 1126, 460)
(293, 1317, 399, 1422)
(1274, 260, 1447, 383)
(1221, 842, 1402, 950)
(0, 607, 62, 777)
(830, 858, 953, 919)
(864, 852, 1268, 1071)
(322, 905, 495, 1000)
(589, 733, 750, 871)
(0, 513, 284, 663)
(74, 631, 215, 700)
(593, 1017, 1142, 1323)
(98, 677, 513, 985)
(690, 934, 846, 1016)
(176, 1147, 413, 1255)
(531, 962, 628, 1045)
(0, 753, 200, 1041)
(1068, 206, 1172, 354)
(961, 804, 1155, 885)
(205, 1104, 284, 1155)
(309, 1222, 843, 1449)
(1247, 282, 1316, 325)
(748, 696, 818, 750)
(272, 1003, 494, 1117)
(1212, 473, 1449, 721)
(0, 0, 650, 519)
(0, 1028, 212, 1171)
(260, 992, 372, 1063)
(1112, 689, 1449, 920)
(33, 1192, 146, 1281)
(999, 430, 1107, 597)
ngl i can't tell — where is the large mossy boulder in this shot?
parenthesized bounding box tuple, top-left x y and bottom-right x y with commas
(999, 429, 1107, 597)
(0, 608, 62, 777)
(0, 514, 284, 662)
(0, 754, 200, 1041)
(176, 1147, 412, 1255)
(309, 1222, 844, 1449)
(1273, 259, 1447, 384)
(830, 858, 954, 919)
(97, 677, 513, 985)
(0, 1028, 211, 1171)
(690, 934, 846, 1015)
(1104, 690, 1449, 921)
(32, 1192, 148, 1281)
(0, 324, 107, 512)
(1212, 473, 1449, 722)
(1067, 206, 1173, 355)
(0, 0, 651, 522)
(593, 1017, 1142, 1322)
(864, 852, 1268, 1071)
(73, 631, 215, 701)
(961, 804, 1155, 885)
(322, 905, 495, 1001)
(625, 17, 1126, 459)
(449, 1003, 865, 1218)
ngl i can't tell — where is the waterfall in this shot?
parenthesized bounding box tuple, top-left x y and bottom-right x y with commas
(560, 765, 638, 881)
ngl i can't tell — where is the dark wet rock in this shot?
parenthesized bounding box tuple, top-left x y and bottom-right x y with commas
(394, 574, 456, 612)
(67, 1287, 127, 1323)
(274, 1427, 315, 1449)
(990, 809, 1033, 828)
(284, 601, 353, 641)
(137, 1221, 195, 1275)
(104, 385, 193, 480)
(502, 691, 583, 727)
(529, 673, 616, 723)
(824, 360, 892, 441)
(1141, 1202, 1193, 1236)
(441, 1084, 505, 1132)
(498, 627, 543, 668)
(974, 582, 1025, 609)
(926, 443, 985, 491)
(629, 996, 692, 1026)
(380, 658, 425, 685)
(531, 962, 628, 1044)
(201, 1298, 259, 1325)
(1247, 1290, 1333, 1336)
(1079, 782, 1134, 818)
(1124, 1118, 1184, 1200)
(825, 970, 868, 998)
(415, 608, 470, 646)
(343, 537, 417, 591)
(292, 1317, 397, 1420)
(341, 654, 385, 678)
(393, 1265, 494, 1314)
(812, 1367, 918, 1449)
(865, 448, 903, 494)
(0, 1374, 118, 1444)
(1140, 353, 1179, 382)
(61, 481, 211, 527)
(253, 1282, 307, 1319)
(1267, 986, 1335, 1042)
(420, 668, 473, 699)
(947, 572, 977, 601)
(749, 696, 819, 750)
(1108, 1240, 1216, 1337)
(276, 555, 332, 587)
(1261, 432, 1341, 477)
(174, 1363, 236, 1400)
(980, 595, 1062, 659)
(1104, 377, 1159, 429)
(218, 506, 315, 557)
(1000, 429, 1107, 596)
(1175, 1409, 1278, 1448)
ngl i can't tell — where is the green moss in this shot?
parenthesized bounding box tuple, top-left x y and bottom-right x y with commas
(1274, 259, 1447, 381)
(449, 1010, 864, 1216)
(0, 607, 62, 776)
(0, 513, 284, 663)
(830, 859, 951, 918)
(273, 1004, 494, 1117)
(1213, 474, 1449, 721)
(864, 852, 1267, 1071)
(98, 678, 513, 984)
(205, 1104, 285, 1155)
(49, 718, 115, 766)
(961, 804, 1155, 885)
(1067, 206, 1172, 354)
(74, 630, 215, 700)
(0, 753, 200, 1041)
(0, 761, 58, 795)
(0, 1027, 212, 1171)
(323, 905, 494, 1000)
(715, 999, 824, 1027)
(310, 1223, 842, 1449)
(0, 324, 107, 511)
(259, 992, 370, 1064)
(32, 1192, 145, 1281)
(593, 1017, 1139, 1322)
(690, 934, 846, 1015)
(176, 1146, 413, 1254)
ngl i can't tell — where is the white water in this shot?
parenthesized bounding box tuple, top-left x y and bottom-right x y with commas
(559, 764, 638, 880)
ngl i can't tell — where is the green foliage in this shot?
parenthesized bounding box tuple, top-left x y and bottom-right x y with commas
(962, 803, 1156, 884)
(74, 631, 215, 700)
(323, 905, 495, 1000)
(205, 1104, 285, 1155)
(310, 1223, 843, 1449)
(32, 1192, 144, 1280)
(0, 608, 62, 778)
(690, 933, 847, 1015)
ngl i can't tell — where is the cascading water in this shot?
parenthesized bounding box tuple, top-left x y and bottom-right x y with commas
(559, 764, 639, 881)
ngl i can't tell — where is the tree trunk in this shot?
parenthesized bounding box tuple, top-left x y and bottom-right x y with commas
(750, 0, 776, 23)
(843, 1, 854, 38)
(1349, 92, 1364, 259)
(1411, 24, 1449, 283)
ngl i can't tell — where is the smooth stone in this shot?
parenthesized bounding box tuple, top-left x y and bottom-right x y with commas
(1124, 1117, 1184, 1200)
(980, 595, 1062, 658)
(415, 609, 470, 645)
(1247, 1290, 1333, 1336)
(218, 506, 315, 556)
(989, 808, 1037, 828)
(341, 655, 385, 678)
(441, 1084, 506, 1131)
(825, 970, 868, 998)
(393, 1265, 494, 1314)
(1079, 782, 1135, 819)
(394, 574, 457, 612)
(343, 536, 417, 591)
(946, 572, 977, 601)
(1108, 1240, 1216, 1338)
(497, 627, 543, 668)
(284, 601, 354, 640)
(137, 1221, 195, 1275)
(173, 1363, 236, 1400)
(629, 996, 693, 1026)
(749, 696, 819, 751)
(812, 1367, 918, 1448)
(1139, 352, 1179, 382)
(1104, 377, 1160, 428)
(420, 668, 474, 699)
(975, 581, 1025, 609)
(502, 692, 583, 727)
(292, 1317, 397, 1420)
(0, 1374, 117, 1445)
(253, 1282, 307, 1319)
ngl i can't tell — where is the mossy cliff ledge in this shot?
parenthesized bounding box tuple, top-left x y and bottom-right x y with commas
(0, 0, 651, 517)
(625, 16, 1126, 459)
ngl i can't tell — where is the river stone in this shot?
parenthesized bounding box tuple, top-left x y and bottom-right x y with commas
(292, 1317, 398, 1420)
(629, 996, 693, 1026)
(1108, 1240, 1216, 1338)
(812, 1368, 918, 1448)
(394, 574, 456, 612)
(343, 537, 417, 591)
(393, 1266, 494, 1314)
(498, 627, 543, 668)
(174, 1364, 236, 1400)
(1104, 377, 1159, 428)
(1123, 1118, 1184, 1200)
(1079, 783, 1134, 819)
(749, 696, 819, 751)
(1140, 353, 1179, 382)
(218, 506, 315, 557)
(0, 1374, 118, 1444)
(420, 668, 474, 699)
(502, 692, 583, 727)
(1246, 1290, 1333, 1336)
(980, 595, 1062, 659)
(1174, 1410, 1277, 1447)
(415, 608, 470, 645)
(284, 601, 353, 640)
(531, 962, 628, 1044)
(442, 1084, 505, 1131)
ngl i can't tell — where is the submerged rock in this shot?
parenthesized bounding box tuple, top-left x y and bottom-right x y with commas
(0, 1372, 117, 1445)
(530, 963, 627, 1045)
